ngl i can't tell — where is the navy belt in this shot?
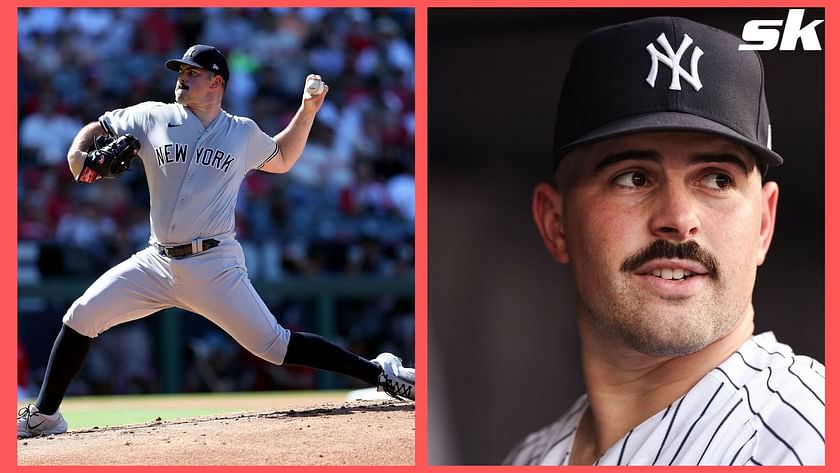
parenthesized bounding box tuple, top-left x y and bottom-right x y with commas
(154, 239, 219, 258)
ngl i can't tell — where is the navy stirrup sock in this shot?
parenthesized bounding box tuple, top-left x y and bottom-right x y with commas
(35, 324, 93, 415)
(283, 332, 382, 386)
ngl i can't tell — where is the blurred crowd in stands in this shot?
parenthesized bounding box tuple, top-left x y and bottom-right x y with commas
(18, 7, 415, 397)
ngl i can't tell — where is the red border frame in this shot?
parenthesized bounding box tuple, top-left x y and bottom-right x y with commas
(8, 2, 834, 471)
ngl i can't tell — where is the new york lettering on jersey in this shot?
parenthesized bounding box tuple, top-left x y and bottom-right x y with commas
(193, 146, 236, 173)
(153, 143, 188, 167)
(153, 143, 237, 173)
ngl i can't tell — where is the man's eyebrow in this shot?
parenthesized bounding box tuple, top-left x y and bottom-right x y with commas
(592, 150, 752, 175)
(688, 153, 751, 174)
(593, 150, 660, 174)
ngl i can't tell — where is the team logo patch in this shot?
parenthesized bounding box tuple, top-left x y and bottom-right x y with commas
(645, 33, 704, 91)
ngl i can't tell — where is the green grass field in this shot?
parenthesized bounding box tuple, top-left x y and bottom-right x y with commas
(19, 390, 351, 430)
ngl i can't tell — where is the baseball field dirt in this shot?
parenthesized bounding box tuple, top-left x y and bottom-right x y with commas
(17, 399, 415, 466)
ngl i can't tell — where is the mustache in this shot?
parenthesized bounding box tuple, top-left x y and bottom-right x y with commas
(620, 240, 719, 279)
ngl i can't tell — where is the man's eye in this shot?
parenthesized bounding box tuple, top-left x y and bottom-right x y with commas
(700, 173, 733, 191)
(613, 171, 649, 188)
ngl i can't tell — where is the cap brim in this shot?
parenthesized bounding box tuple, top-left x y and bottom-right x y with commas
(165, 59, 203, 72)
(555, 112, 783, 168)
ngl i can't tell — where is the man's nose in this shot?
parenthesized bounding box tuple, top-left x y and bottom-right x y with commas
(648, 181, 701, 241)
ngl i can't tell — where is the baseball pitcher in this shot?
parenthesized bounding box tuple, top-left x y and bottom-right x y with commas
(505, 17, 824, 465)
(18, 45, 415, 439)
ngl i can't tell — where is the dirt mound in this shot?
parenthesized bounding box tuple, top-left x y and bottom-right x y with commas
(18, 400, 415, 466)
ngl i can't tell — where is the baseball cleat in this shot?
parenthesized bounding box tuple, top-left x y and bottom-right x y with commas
(17, 404, 68, 439)
(373, 352, 415, 401)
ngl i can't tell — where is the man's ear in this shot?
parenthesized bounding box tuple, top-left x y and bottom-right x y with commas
(756, 180, 779, 266)
(532, 182, 569, 263)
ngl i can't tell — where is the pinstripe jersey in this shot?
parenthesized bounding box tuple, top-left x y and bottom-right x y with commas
(504, 332, 825, 466)
(99, 101, 279, 245)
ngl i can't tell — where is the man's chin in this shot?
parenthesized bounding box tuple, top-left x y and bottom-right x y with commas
(614, 312, 731, 358)
(623, 331, 710, 358)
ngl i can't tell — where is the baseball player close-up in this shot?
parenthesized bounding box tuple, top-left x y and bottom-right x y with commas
(17, 43, 414, 439)
(429, 9, 824, 466)
(507, 16, 824, 466)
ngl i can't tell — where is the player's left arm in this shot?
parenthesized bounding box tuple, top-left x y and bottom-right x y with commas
(67, 121, 109, 180)
(260, 74, 329, 174)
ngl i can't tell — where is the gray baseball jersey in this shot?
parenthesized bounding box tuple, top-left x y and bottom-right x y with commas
(100, 101, 278, 244)
(504, 332, 825, 466)
(63, 102, 291, 365)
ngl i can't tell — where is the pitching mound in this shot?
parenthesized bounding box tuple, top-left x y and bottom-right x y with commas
(18, 400, 415, 466)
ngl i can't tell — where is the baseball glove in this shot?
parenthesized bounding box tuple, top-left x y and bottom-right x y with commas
(76, 134, 141, 183)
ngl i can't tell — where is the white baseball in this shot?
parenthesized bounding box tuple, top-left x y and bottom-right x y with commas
(306, 78, 325, 96)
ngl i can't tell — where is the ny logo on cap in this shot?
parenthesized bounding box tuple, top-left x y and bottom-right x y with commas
(185, 46, 197, 58)
(645, 33, 704, 91)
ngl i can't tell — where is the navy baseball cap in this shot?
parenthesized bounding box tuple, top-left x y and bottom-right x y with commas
(166, 44, 230, 83)
(553, 16, 783, 171)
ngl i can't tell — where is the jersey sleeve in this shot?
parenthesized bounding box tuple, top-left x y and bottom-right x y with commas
(98, 101, 161, 138)
(245, 119, 280, 171)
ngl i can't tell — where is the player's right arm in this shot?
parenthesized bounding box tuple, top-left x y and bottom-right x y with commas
(67, 122, 108, 180)
(259, 74, 328, 174)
